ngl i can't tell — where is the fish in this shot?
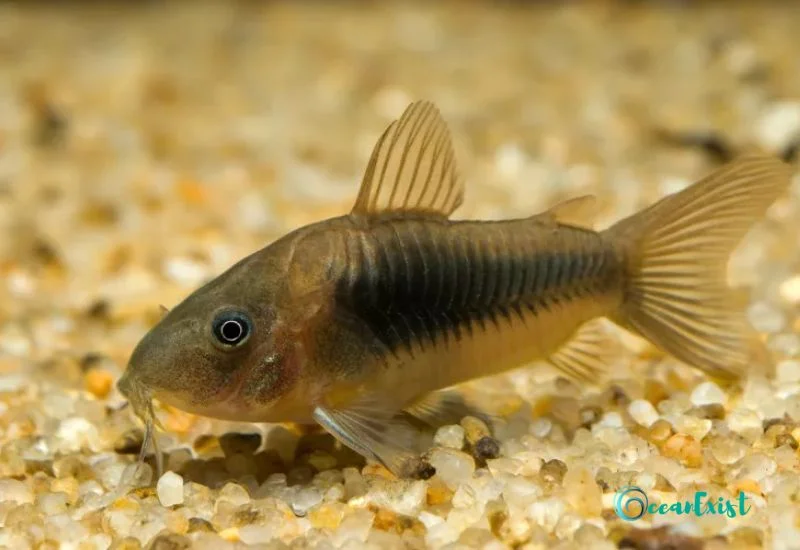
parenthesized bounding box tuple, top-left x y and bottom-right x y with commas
(117, 100, 792, 477)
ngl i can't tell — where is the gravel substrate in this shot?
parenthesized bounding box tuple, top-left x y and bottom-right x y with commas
(1, 2, 800, 549)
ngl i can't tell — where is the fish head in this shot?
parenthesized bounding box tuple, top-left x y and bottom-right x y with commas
(118, 234, 318, 423)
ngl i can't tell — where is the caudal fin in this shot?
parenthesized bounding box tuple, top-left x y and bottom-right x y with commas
(605, 156, 793, 379)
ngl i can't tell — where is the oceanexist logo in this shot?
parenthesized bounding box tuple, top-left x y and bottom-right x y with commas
(613, 486, 751, 521)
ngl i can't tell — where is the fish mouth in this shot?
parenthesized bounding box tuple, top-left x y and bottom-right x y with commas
(117, 371, 149, 416)
(151, 371, 252, 420)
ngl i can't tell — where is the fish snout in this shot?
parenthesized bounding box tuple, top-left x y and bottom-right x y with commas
(119, 331, 173, 397)
(116, 369, 134, 399)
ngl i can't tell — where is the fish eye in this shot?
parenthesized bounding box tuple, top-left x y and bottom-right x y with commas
(211, 310, 252, 348)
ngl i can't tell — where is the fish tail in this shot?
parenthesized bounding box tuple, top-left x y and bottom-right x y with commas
(605, 155, 792, 379)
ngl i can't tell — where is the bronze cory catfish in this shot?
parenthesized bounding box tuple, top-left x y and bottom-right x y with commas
(118, 101, 791, 474)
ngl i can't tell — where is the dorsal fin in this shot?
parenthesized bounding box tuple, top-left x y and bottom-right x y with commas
(535, 195, 597, 229)
(351, 101, 464, 218)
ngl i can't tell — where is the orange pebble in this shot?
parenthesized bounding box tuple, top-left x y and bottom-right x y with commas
(647, 419, 674, 444)
(662, 433, 703, 468)
(426, 478, 453, 506)
(84, 369, 113, 399)
(531, 396, 553, 418)
(361, 463, 395, 480)
(164, 405, 196, 433)
(218, 528, 240, 542)
(176, 179, 207, 206)
(308, 503, 346, 530)
(731, 478, 762, 496)
(373, 508, 401, 532)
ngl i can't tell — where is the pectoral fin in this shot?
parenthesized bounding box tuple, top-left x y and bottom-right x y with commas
(313, 392, 421, 476)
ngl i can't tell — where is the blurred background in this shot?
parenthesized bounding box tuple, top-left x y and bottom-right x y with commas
(1, 1, 798, 373)
(0, 1, 799, 547)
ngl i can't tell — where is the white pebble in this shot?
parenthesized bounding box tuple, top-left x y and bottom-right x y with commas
(428, 448, 476, 490)
(106, 509, 137, 538)
(0, 374, 26, 393)
(0, 479, 33, 504)
(495, 142, 527, 178)
(132, 517, 167, 546)
(770, 334, 800, 356)
(368, 480, 427, 517)
(82, 534, 113, 550)
(710, 437, 747, 465)
(332, 509, 374, 546)
(425, 521, 460, 548)
(513, 452, 544, 476)
(451, 484, 477, 509)
(324, 484, 345, 502)
(55, 417, 100, 452)
(530, 418, 553, 438)
(527, 497, 566, 533)
(217, 482, 250, 507)
(672, 415, 712, 441)
(237, 194, 274, 232)
(38, 492, 69, 515)
(670, 521, 704, 538)
(433, 425, 465, 449)
(747, 302, 786, 333)
(373, 87, 413, 119)
(563, 467, 602, 516)
(658, 176, 690, 196)
(756, 101, 800, 152)
(290, 487, 322, 516)
(156, 471, 184, 507)
(162, 257, 209, 286)
(502, 477, 544, 509)
(734, 453, 777, 482)
(554, 512, 583, 540)
(44, 513, 88, 544)
(597, 412, 623, 428)
(417, 511, 444, 529)
(6, 269, 36, 296)
(727, 408, 763, 440)
(633, 472, 657, 491)
(94, 458, 127, 491)
(690, 381, 727, 407)
(487, 457, 524, 477)
(778, 360, 800, 384)
(780, 275, 800, 305)
(42, 394, 76, 420)
(238, 525, 274, 545)
(78, 480, 105, 499)
(0, 325, 30, 356)
(628, 399, 659, 427)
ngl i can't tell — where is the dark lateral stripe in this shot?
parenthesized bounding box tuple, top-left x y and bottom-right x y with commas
(336, 221, 616, 356)
(482, 239, 498, 309)
(508, 250, 524, 303)
(496, 248, 512, 310)
(455, 237, 471, 310)
(468, 237, 484, 306)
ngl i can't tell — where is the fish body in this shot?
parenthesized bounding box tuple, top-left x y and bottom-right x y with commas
(308, 214, 622, 406)
(118, 101, 792, 475)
